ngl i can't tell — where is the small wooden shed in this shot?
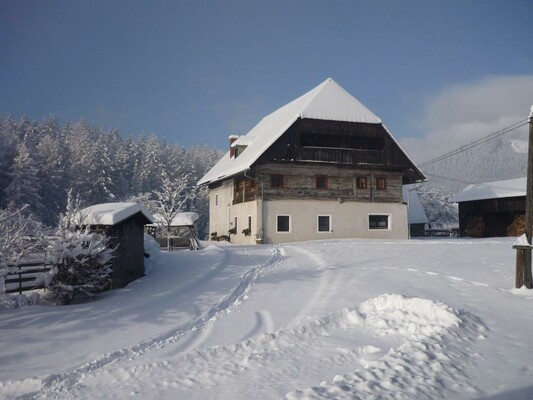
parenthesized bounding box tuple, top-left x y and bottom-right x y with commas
(80, 203, 154, 288)
(450, 177, 525, 238)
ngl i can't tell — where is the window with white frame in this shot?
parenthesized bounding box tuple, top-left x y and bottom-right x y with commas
(276, 215, 291, 233)
(317, 215, 331, 232)
(368, 214, 390, 230)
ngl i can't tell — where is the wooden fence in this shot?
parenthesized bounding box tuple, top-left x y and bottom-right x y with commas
(3, 261, 51, 295)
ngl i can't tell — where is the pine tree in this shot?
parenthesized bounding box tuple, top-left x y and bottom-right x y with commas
(5, 141, 43, 216)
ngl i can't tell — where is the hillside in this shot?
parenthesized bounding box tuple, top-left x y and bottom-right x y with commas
(414, 128, 528, 228)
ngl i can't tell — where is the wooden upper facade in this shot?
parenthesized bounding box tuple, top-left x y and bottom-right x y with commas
(211, 117, 420, 205)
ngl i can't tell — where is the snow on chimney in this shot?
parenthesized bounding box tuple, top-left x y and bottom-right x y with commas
(229, 135, 239, 158)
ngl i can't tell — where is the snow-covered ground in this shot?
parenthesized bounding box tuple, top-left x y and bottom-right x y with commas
(2, 238, 533, 399)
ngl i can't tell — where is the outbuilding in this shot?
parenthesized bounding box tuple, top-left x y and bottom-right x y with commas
(147, 212, 201, 250)
(402, 187, 429, 237)
(449, 177, 525, 238)
(80, 202, 154, 288)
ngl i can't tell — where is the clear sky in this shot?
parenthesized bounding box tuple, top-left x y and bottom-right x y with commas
(1, 0, 532, 161)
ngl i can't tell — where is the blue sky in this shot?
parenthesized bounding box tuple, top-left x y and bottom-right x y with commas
(1, 1, 532, 161)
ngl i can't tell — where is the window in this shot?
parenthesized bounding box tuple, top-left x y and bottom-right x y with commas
(369, 214, 390, 230)
(316, 175, 328, 189)
(356, 176, 368, 189)
(248, 215, 252, 231)
(376, 177, 387, 190)
(271, 174, 284, 189)
(215, 193, 219, 206)
(317, 215, 331, 232)
(277, 215, 291, 233)
(234, 216, 238, 231)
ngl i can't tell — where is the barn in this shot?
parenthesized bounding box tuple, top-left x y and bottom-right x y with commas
(450, 177, 526, 238)
(80, 202, 154, 288)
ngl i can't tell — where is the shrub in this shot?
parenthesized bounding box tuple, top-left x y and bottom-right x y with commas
(44, 227, 113, 305)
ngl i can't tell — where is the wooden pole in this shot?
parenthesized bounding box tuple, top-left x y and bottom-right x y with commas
(523, 106, 533, 289)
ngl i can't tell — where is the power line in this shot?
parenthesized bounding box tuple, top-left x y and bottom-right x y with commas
(419, 119, 529, 168)
(424, 172, 525, 192)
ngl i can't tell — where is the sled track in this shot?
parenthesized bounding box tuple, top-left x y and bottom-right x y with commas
(18, 245, 285, 400)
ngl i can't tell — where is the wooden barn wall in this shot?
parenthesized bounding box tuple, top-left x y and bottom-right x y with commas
(458, 196, 526, 238)
(108, 214, 146, 288)
(257, 118, 422, 183)
(241, 162, 403, 203)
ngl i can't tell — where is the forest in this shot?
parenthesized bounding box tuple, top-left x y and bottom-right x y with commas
(0, 114, 222, 239)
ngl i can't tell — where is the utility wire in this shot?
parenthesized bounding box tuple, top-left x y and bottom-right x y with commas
(419, 119, 529, 168)
(425, 172, 526, 192)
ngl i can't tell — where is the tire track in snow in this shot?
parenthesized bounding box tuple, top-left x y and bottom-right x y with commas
(284, 244, 344, 324)
(76, 295, 484, 400)
(17, 245, 285, 400)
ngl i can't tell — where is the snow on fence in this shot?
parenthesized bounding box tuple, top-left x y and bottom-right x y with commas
(3, 261, 51, 295)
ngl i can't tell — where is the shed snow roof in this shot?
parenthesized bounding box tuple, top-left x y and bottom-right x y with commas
(151, 212, 199, 226)
(402, 187, 429, 224)
(449, 177, 526, 203)
(80, 202, 154, 226)
(199, 78, 420, 186)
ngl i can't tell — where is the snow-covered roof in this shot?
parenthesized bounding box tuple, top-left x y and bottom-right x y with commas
(402, 187, 429, 224)
(199, 78, 412, 186)
(151, 212, 199, 226)
(79, 202, 154, 226)
(449, 177, 526, 203)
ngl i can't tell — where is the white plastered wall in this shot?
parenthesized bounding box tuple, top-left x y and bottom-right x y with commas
(264, 199, 408, 243)
(209, 179, 261, 244)
(209, 180, 233, 238)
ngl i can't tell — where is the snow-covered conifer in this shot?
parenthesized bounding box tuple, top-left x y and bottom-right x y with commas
(44, 190, 113, 305)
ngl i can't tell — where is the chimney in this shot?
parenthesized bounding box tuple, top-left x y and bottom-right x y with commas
(229, 135, 239, 158)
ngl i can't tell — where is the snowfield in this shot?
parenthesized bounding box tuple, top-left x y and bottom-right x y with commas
(2, 238, 533, 399)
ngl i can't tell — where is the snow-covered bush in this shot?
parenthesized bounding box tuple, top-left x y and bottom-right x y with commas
(44, 227, 113, 305)
(44, 191, 114, 305)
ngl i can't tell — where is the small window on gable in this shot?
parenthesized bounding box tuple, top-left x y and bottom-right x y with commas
(271, 174, 284, 189)
(356, 176, 368, 189)
(317, 215, 331, 232)
(316, 175, 328, 189)
(215, 193, 219, 207)
(369, 214, 390, 230)
(277, 215, 291, 233)
(376, 177, 387, 190)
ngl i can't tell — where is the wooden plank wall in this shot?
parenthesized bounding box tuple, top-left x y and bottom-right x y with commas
(253, 162, 403, 203)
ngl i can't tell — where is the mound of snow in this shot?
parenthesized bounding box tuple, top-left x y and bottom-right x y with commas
(356, 294, 461, 340)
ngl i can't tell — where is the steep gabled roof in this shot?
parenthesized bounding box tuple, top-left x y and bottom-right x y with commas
(199, 78, 423, 185)
(449, 177, 526, 203)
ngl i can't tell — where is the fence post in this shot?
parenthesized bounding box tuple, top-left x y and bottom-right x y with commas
(18, 265, 23, 295)
(516, 248, 525, 288)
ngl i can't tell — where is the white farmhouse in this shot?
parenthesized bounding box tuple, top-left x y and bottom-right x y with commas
(198, 78, 426, 244)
